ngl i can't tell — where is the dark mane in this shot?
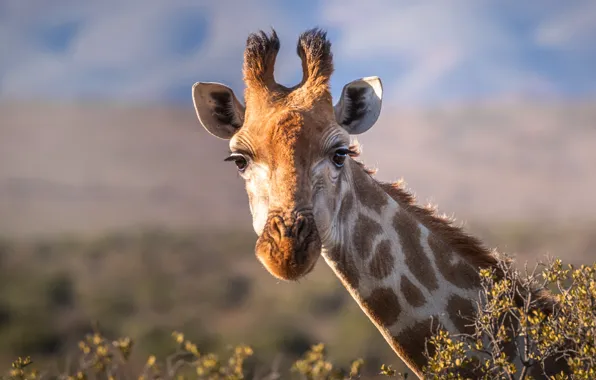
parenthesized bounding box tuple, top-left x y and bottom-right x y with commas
(348, 142, 501, 271)
(348, 145, 559, 314)
(378, 174, 501, 271)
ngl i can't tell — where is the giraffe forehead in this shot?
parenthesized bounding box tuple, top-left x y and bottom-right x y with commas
(234, 109, 343, 163)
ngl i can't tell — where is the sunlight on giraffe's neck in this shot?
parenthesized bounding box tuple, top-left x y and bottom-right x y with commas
(320, 160, 484, 377)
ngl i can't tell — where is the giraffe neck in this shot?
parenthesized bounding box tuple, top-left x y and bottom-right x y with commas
(320, 160, 484, 377)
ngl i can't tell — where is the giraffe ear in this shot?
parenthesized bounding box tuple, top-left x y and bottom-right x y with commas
(334, 76, 383, 135)
(192, 82, 246, 140)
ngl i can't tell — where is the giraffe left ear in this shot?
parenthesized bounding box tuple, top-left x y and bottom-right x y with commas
(192, 82, 245, 140)
(334, 76, 383, 135)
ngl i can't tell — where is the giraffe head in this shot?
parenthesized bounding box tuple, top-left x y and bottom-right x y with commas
(192, 28, 383, 281)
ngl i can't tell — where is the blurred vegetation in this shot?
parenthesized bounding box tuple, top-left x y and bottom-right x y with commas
(0, 227, 392, 377)
(0, 222, 595, 378)
(3, 331, 402, 380)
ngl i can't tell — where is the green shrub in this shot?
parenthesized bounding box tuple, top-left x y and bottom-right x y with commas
(424, 257, 596, 379)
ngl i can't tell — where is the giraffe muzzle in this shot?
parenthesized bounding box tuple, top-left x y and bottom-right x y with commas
(255, 212, 322, 281)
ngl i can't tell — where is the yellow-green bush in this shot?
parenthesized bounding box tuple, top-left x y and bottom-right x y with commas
(424, 257, 596, 379)
(3, 331, 372, 380)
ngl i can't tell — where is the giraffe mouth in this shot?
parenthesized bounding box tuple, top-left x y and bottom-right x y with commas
(255, 212, 322, 281)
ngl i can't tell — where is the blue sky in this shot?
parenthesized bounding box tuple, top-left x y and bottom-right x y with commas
(1, 0, 595, 106)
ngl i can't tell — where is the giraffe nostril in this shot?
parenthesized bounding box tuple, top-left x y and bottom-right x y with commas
(295, 215, 309, 243)
(267, 213, 314, 246)
(269, 216, 285, 240)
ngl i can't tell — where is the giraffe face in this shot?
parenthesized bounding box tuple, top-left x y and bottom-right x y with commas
(229, 108, 350, 280)
(192, 29, 383, 281)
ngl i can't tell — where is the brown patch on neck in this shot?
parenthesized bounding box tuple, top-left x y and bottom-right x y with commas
(392, 316, 440, 376)
(368, 240, 394, 279)
(446, 294, 476, 335)
(352, 214, 383, 260)
(400, 275, 426, 307)
(393, 210, 439, 291)
(362, 287, 402, 326)
(328, 246, 360, 290)
(428, 234, 480, 289)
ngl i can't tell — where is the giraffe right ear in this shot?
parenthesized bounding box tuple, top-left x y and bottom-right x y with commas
(192, 82, 245, 140)
(334, 76, 383, 135)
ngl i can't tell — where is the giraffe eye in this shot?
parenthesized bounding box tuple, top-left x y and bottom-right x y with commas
(332, 149, 349, 168)
(224, 154, 249, 172)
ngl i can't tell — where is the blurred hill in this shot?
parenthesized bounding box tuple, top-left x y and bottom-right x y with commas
(1, 100, 595, 237)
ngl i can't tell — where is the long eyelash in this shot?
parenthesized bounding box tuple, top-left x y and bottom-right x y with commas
(335, 148, 358, 157)
(224, 152, 247, 162)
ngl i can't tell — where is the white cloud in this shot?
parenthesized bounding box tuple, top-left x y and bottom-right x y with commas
(0, 0, 310, 102)
(534, 1, 596, 51)
(322, 1, 515, 60)
(319, 0, 593, 104)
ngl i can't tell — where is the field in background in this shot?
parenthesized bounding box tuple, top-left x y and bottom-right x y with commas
(1, 100, 595, 237)
(1, 100, 595, 377)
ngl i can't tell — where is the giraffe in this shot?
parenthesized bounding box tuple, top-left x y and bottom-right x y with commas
(191, 28, 568, 378)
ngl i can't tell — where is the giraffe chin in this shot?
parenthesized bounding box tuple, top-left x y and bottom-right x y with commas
(255, 232, 322, 281)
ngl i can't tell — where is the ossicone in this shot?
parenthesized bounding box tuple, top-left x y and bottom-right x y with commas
(241, 27, 334, 101)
